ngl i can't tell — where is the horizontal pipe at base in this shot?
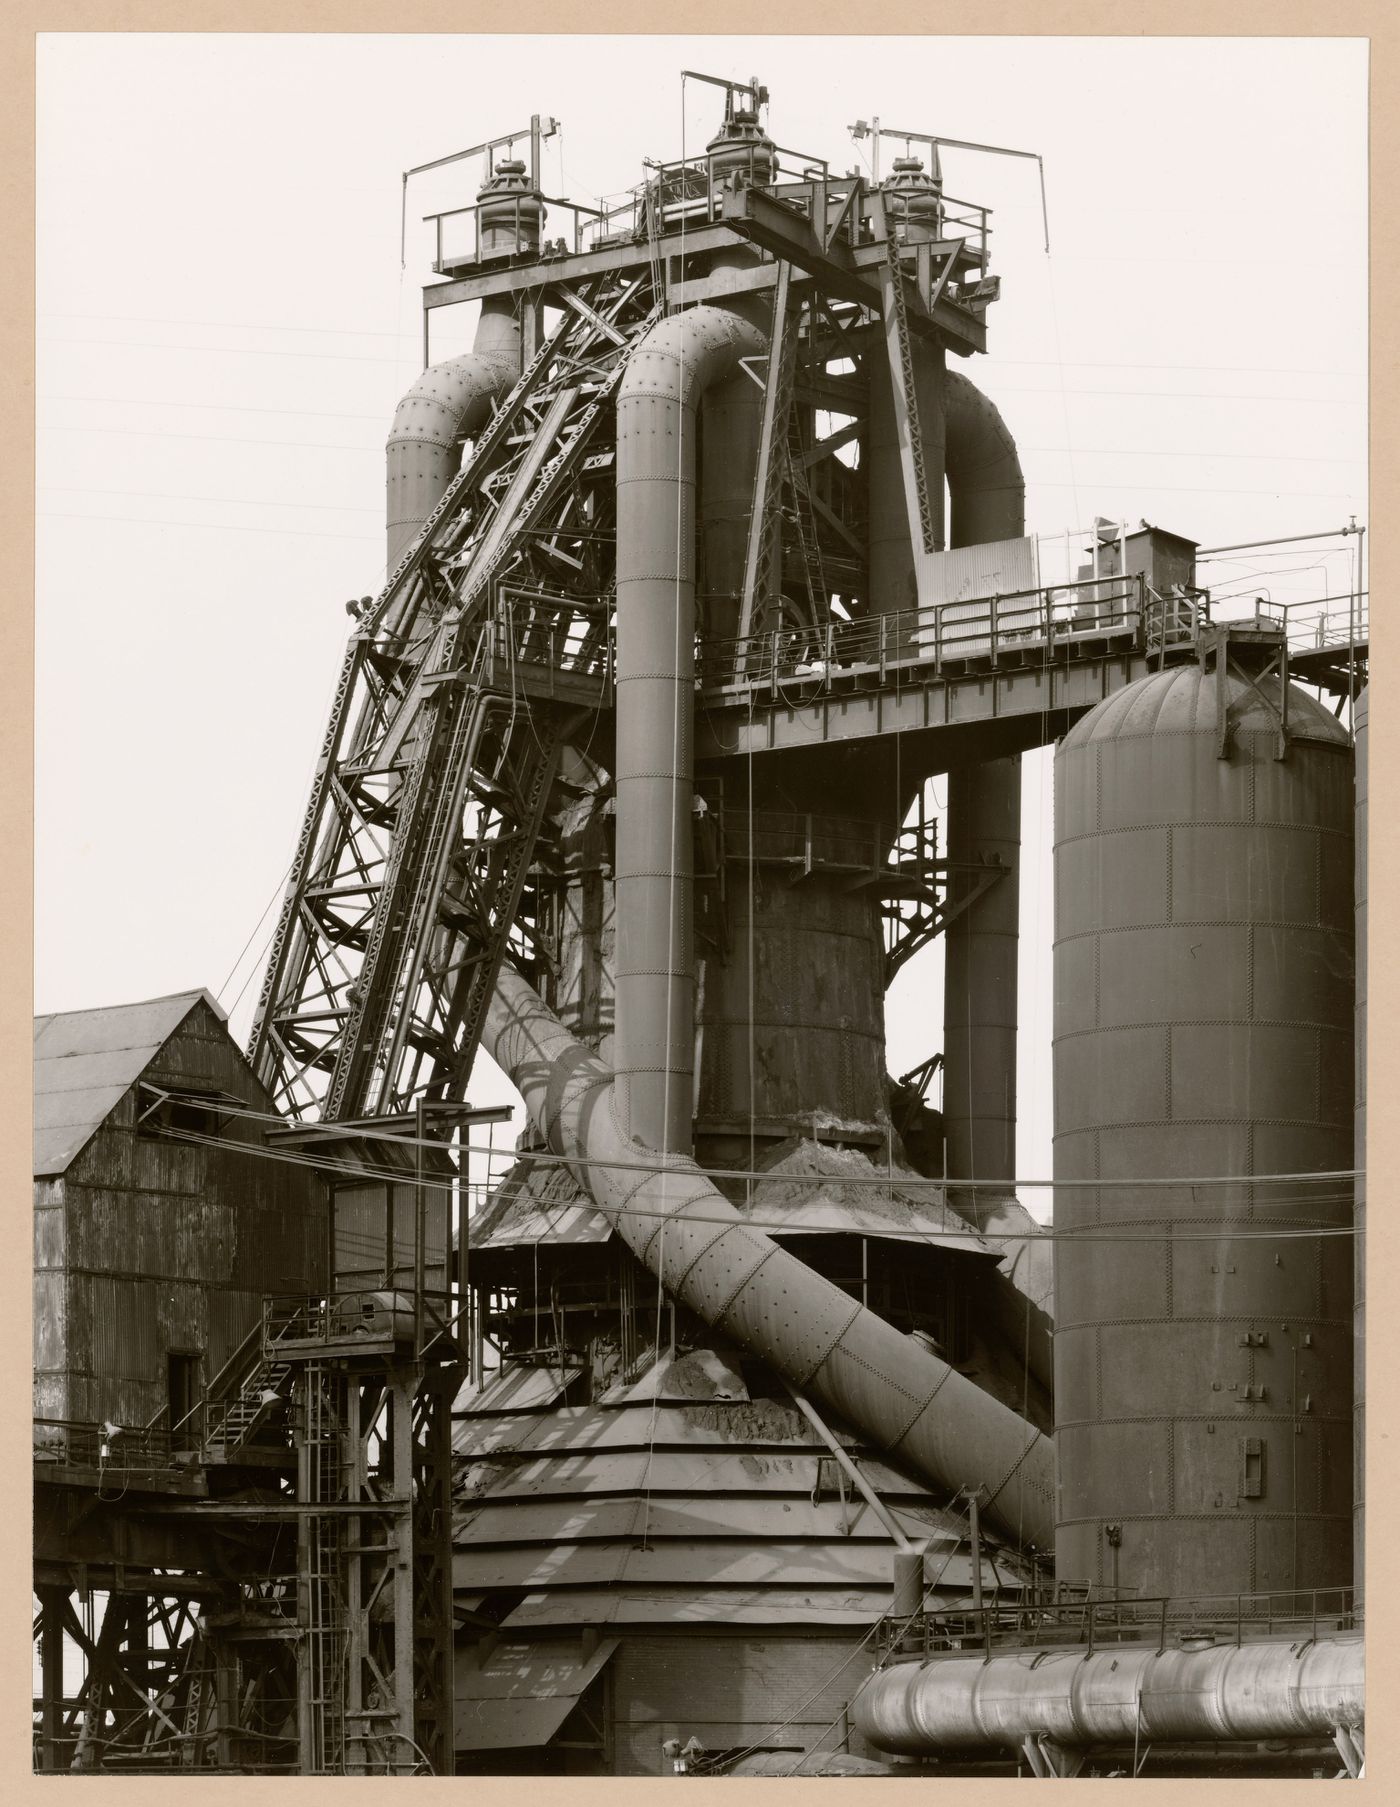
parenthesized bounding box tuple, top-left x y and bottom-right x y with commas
(853, 1633, 1363, 1756)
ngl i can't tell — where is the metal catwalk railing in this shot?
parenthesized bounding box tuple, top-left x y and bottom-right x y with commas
(698, 572, 1171, 693)
(878, 1584, 1358, 1665)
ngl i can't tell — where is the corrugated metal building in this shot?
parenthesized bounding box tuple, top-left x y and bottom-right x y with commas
(33, 990, 328, 1433)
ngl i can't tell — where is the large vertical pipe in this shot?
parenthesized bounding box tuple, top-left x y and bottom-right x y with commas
(942, 372, 1025, 1191)
(943, 760, 1020, 1187)
(1353, 685, 1367, 1599)
(698, 367, 764, 641)
(867, 338, 946, 616)
(385, 295, 522, 568)
(944, 371, 1025, 548)
(613, 305, 767, 1155)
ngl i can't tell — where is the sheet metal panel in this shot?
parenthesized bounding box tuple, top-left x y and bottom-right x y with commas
(33, 1085, 139, 1178)
(456, 1446, 948, 1505)
(916, 536, 1040, 658)
(458, 1362, 584, 1416)
(454, 1399, 865, 1459)
(86, 1273, 161, 1380)
(606, 1627, 897, 1777)
(597, 1345, 748, 1404)
(32, 993, 209, 1176)
(501, 1586, 892, 1628)
(454, 1634, 617, 1751)
(33, 992, 209, 1062)
(473, 1161, 611, 1249)
(454, 1493, 956, 1548)
(453, 1537, 972, 1592)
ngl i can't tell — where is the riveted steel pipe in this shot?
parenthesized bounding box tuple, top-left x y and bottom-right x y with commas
(385, 295, 521, 567)
(853, 1632, 1363, 1755)
(613, 304, 767, 1155)
(1354, 684, 1367, 1597)
(484, 964, 1055, 1549)
(944, 369, 1024, 549)
(942, 370, 1026, 1196)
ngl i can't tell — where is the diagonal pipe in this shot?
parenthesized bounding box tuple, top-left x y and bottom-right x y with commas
(484, 964, 1055, 1550)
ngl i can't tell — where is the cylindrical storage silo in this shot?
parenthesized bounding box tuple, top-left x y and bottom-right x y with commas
(1353, 685, 1366, 1599)
(1053, 658, 1354, 1600)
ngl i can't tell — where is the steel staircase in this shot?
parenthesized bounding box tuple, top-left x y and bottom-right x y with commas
(202, 1358, 293, 1460)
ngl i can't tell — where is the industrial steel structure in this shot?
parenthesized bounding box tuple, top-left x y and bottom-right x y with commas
(34, 75, 1368, 1777)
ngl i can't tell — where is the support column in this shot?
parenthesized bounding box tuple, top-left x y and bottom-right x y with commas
(213, 1636, 239, 1770)
(39, 1586, 66, 1771)
(943, 756, 1021, 1191)
(390, 1373, 417, 1775)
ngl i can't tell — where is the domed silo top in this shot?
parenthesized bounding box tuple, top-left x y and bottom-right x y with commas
(1058, 659, 1349, 754)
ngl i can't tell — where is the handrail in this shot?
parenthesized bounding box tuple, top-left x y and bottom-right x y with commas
(699, 570, 1167, 692)
(881, 1584, 1358, 1663)
(33, 1415, 181, 1473)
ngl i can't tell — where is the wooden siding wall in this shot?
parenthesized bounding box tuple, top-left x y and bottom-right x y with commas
(39, 1000, 328, 1427)
(34, 1176, 68, 1421)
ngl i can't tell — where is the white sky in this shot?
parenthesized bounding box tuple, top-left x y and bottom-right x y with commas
(35, 33, 1367, 1201)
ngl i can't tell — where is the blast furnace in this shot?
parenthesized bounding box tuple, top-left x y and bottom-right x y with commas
(35, 74, 1367, 1779)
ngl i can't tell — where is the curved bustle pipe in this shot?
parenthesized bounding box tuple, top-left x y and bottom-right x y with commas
(385, 295, 522, 567)
(944, 369, 1025, 549)
(612, 304, 766, 1156)
(484, 964, 1055, 1549)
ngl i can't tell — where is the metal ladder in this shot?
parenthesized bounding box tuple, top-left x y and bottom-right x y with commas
(298, 1361, 348, 1775)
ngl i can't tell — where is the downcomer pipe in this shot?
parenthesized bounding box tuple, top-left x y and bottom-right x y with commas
(944, 368, 1025, 549)
(612, 304, 767, 1156)
(484, 963, 1055, 1551)
(942, 370, 1025, 1193)
(1354, 684, 1367, 1597)
(385, 295, 522, 567)
(853, 1632, 1363, 1755)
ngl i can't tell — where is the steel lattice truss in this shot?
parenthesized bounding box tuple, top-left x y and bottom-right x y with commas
(248, 274, 659, 1122)
(34, 1579, 301, 1771)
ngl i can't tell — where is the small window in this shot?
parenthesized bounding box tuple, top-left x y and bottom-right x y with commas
(168, 1350, 202, 1451)
(136, 1083, 239, 1142)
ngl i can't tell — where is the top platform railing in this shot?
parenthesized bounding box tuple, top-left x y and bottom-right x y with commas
(1214, 589, 1369, 661)
(583, 155, 990, 273)
(697, 572, 1185, 695)
(478, 568, 1367, 715)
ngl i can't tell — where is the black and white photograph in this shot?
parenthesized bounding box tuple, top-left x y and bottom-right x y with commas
(31, 29, 1368, 1779)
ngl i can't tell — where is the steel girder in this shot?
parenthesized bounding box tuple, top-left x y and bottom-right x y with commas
(247, 273, 659, 1123)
